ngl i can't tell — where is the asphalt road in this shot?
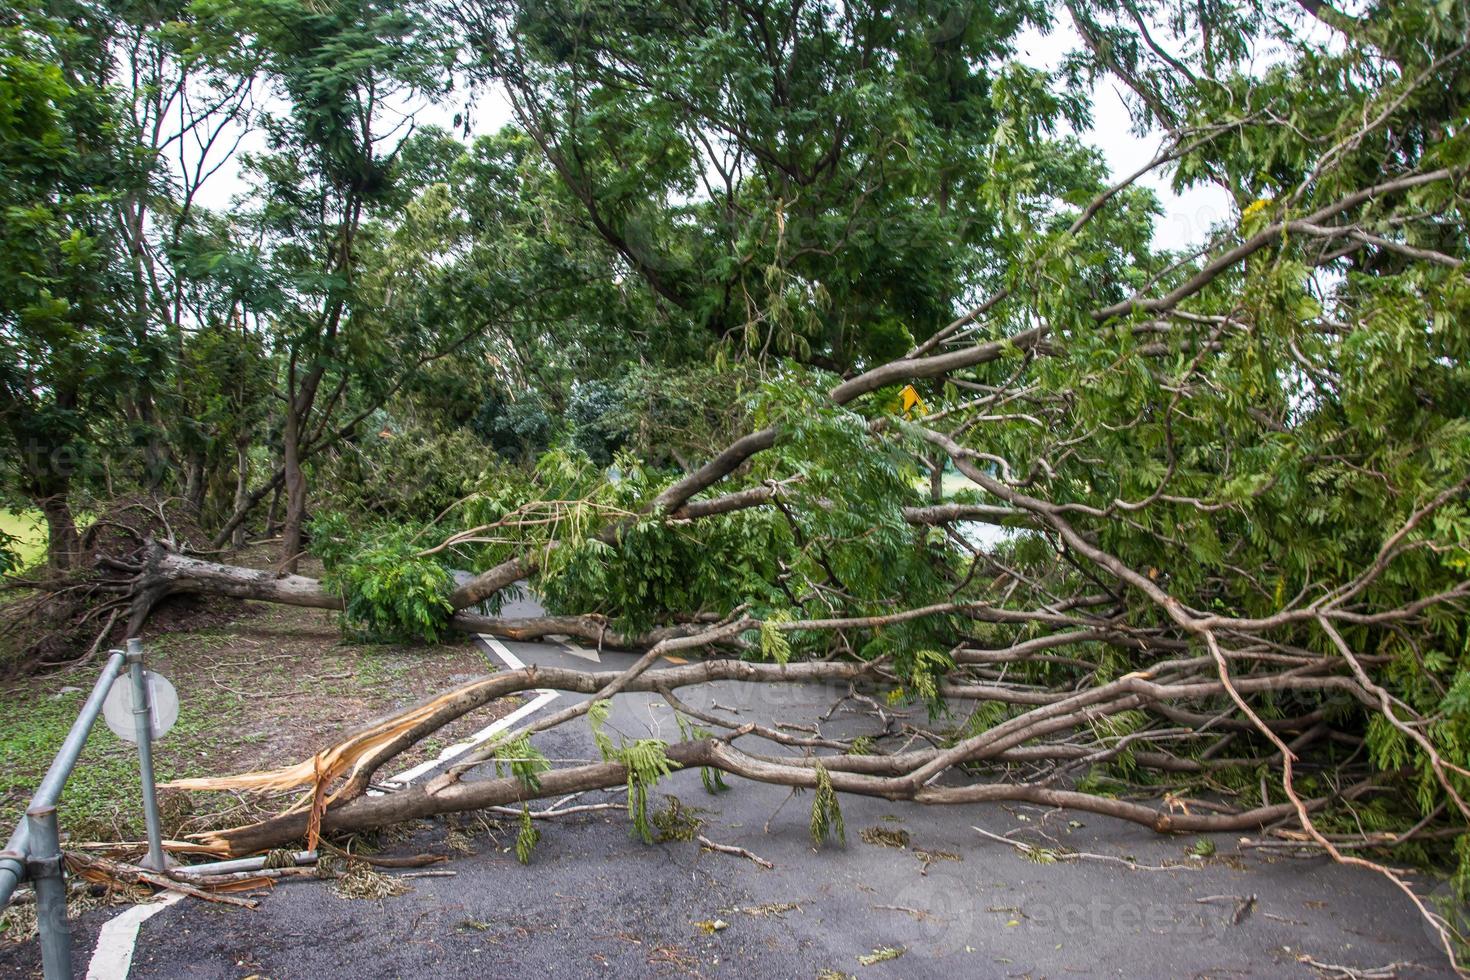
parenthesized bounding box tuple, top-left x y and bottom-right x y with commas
(2, 611, 1456, 978)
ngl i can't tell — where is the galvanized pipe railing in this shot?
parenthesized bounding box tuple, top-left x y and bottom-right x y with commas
(127, 642, 167, 871)
(0, 641, 170, 980)
(0, 649, 127, 911)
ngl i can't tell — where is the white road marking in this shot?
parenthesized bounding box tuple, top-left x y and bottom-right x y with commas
(84, 892, 183, 980)
(378, 634, 560, 788)
(542, 633, 602, 663)
(84, 634, 566, 979)
(558, 643, 602, 663)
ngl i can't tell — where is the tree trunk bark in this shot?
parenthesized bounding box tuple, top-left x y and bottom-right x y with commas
(266, 481, 282, 536)
(280, 404, 307, 573)
(184, 452, 207, 516)
(127, 544, 703, 647)
(139, 546, 341, 610)
(232, 440, 250, 548)
(38, 494, 82, 571)
(131, 390, 173, 494)
(183, 731, 1316, 857)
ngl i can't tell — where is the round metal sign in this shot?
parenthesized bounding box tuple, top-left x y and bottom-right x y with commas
(103, 670, 179, 742)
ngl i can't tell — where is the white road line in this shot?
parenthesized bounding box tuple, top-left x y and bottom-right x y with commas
(378, 634, 560, 788)
(84, 892, 183, 980)
(85, 633, 566, 979)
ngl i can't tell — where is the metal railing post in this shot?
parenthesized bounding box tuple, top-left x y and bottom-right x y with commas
(126, 639, 166, 871)
(0, 650, 128, 911)
(25, 806, 70, 980)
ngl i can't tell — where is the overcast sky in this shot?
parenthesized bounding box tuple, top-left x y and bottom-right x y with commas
(1012, 23, 1236, 253)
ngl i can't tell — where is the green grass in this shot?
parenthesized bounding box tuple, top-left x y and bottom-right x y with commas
(0, 590, 504, 847)
(0, 666, 245, 842)
(0, 509, 45, 569)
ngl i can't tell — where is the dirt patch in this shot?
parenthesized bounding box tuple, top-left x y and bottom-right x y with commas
(0, 583, 514, 845)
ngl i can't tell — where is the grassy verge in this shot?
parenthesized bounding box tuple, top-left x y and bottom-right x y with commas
(0, 663, 247, 842)
(0, 510, 45, 570)
(0, 598, 512, 844)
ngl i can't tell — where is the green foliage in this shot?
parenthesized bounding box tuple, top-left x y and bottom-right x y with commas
(566, 379, 627, 465)
(700, 765, 730, 795)
(674, 713, 730, 794)
(315, 516, 455, 643)
(456, 448, 789, 635)
(2, 0, 1467, 890)
(492, 734, 551, 793)
(651, 796, 705, 842)
(900, 649, 956, 716)
(810, 763, 846, 848)
(515, 804, 541, 864)
(477, 0, 1055, 369)
(0, 526, 21, 576)
(589, 698, 675, 842)
(319, 425, 492, 525)
(472, 391, 556, 463)
(585, 697, 614, 760)
(615, 739, 675, 845)
(758, 614, 794, 665)
(610, 364, 759, 467)
(0, 2, 150, 562)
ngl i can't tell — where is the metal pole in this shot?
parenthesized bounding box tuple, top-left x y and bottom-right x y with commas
(0, 650, 127, 910)
(172, 850, 317, 877)
(126, 639, 166, 871)
(25, 806, 70, 980)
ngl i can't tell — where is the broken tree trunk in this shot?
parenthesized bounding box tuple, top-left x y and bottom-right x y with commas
(162, 652, 1360, 856)
(126, 541, 710, 646)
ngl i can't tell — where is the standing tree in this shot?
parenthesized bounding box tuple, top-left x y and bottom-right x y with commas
(0, 2, 150, 568)
(456, 0, 1091, 369)
(193, 0, 457, 569)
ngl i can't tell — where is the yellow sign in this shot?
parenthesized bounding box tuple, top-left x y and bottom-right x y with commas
(899, 384, 928, 416)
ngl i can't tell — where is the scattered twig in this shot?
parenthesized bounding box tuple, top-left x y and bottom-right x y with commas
(1195, 893, 1257, 925)
(972, 826, 1193, 872)
(486, 802, 624, 820)
(1297, 954, 1420, 979)
(66, 853, 258, 909)
(695, 834, 774, 869)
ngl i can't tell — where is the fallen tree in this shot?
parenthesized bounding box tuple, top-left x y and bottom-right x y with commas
(162, 648, 1379, 855)
(8, 0, 1469, 971)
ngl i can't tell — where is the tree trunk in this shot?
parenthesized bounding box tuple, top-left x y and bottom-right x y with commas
(266, 481, 282, 536)
(280, 403, 306, 572)
(210, 467, 284, 549)
(232, 439, 250, 548)
(38, 495, 82, 571)
(129, 388, 173, 494)
(181, 729, 1316, 857)
(127, 543, 706, 647)
(138, 545, 341, 611)
(183, 451, 207, 516)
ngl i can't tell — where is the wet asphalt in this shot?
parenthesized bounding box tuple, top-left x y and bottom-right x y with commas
(0, 618, 1456, 979)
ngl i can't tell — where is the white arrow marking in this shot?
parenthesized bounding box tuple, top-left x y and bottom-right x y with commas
(559, 643, 602, 663)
